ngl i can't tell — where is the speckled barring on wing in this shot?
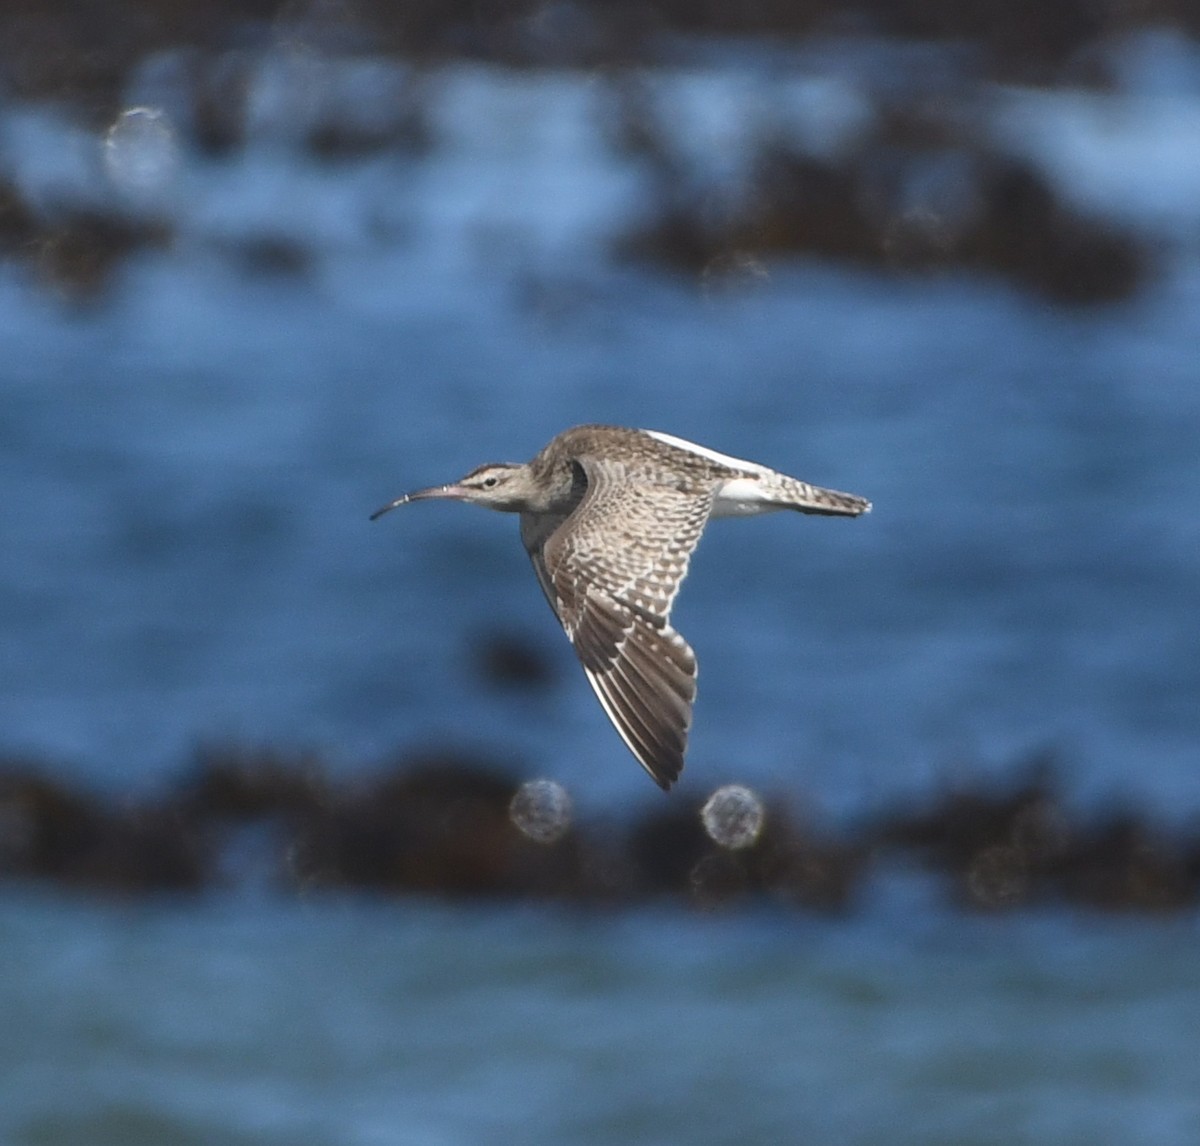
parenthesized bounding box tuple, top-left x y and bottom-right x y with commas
(371, 425, 871, 790)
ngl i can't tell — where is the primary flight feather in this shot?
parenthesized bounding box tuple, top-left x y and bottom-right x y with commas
(371, 424, 870, 789)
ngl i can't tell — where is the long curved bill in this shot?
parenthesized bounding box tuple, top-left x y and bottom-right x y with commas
(369, 485, 462, 520)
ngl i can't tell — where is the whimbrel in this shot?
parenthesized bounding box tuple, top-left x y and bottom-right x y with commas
(372, 425, 870, 790)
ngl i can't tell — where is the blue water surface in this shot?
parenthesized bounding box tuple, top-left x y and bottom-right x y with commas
(1, 51, 1199, 1146)
(1, 214, 1196, 813)
(2, 891, 1199, 1146)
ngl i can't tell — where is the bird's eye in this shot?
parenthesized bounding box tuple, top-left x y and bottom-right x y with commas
(482, 476, 499, 488)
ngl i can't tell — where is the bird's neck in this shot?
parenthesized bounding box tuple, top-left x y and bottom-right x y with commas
(523, 457, 584, 516)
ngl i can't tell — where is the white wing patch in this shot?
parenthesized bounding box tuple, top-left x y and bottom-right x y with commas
(709, 476, 784, 517)
(644, 429, 787, 517)
(642, 429, 771, 475)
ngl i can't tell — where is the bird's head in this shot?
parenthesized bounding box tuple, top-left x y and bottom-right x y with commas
(370, 462, 530, 519)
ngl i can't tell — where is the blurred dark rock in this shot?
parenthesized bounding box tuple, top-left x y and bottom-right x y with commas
(874, 765, 1064, 864)
(1052, 815, 1198, 911)
(620, 108, 1150, 304)
(34, 210, 173, 299)
(957, 158, 1145, 303)
(299, 59, 434, 160)
(0, 765, 104, 880)
(287, 755, 522, 894)
(0, 3, 275, 125)
(286, 753, 591, 899)
(873, 764, 1199, 912)
(179, 746, 329, 819)
(305, 111, 428, 161)
(1, 0, 1198, 133)
(0, 762, 208, 893)
(1, 174, 171, 300)
(218, 233, 314, 278)
(186, 49, 257, 156)
(0, 180, 40, 255)
(2, 748, 1198, 916)
(873, 766, 1071, 910)
(745, 149, 879, 262)
(627, 800, 714, 894)
(628, 796, 862, 911)
(744, 809, 864, 912)
(472, 631, 558, 690)
(0, 3, 1170, 302)
(77, 801, 211, 893)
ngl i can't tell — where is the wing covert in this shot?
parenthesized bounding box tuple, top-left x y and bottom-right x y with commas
(525, 455, 716, 788)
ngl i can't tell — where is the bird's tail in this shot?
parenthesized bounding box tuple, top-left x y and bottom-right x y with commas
(774, 476, 871, 516)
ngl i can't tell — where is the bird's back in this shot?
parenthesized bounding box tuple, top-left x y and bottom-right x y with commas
(535, 425, 743, 489)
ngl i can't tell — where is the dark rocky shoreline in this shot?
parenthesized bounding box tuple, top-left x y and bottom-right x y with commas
(0, 3, 1183, 301)
(5, 0, 1200, 110)
(2, 748, 1196, 915)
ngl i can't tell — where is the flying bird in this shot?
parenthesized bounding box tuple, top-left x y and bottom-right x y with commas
(371, 424, 870, 790)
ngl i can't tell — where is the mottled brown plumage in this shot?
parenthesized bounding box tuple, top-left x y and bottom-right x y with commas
(371, 424, 871, 789)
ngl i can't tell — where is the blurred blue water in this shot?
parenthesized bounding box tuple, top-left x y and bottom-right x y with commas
(1, 226, 1196, 813)
(2, 56, 1200, 1146)
(2, 892, 1199, 1145)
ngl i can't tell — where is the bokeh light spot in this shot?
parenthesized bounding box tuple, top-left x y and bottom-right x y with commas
(104, 107, 179, 195)
(509, 779, 572, 845)
(700, 784, 765, 850)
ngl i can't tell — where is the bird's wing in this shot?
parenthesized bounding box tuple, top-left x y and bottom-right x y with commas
(528, 456, 715, 789)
